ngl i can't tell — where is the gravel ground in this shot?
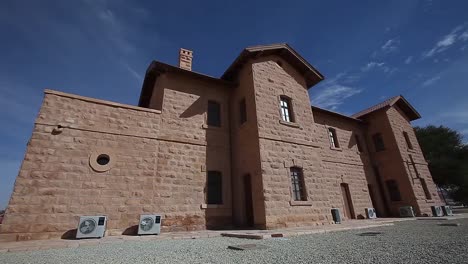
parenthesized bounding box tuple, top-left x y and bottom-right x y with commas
(1, 219, 467, 264)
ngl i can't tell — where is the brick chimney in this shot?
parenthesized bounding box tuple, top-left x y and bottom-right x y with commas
(179, 48, 193, 71)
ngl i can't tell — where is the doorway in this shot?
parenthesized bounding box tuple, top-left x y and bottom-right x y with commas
(243, 174, 254, 227)
(341, 183, 355, 219)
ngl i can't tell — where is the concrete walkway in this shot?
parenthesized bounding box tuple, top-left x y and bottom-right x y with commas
(0, 215, 466, 253)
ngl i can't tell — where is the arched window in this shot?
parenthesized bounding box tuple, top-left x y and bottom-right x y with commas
(403, 131, 413, 149)
(207, 100, 221, 127)
(279, 96, 294, 122)
(328, 128, 339, 148)
(290, 167, 306, 201)
(207, 171, 222, 204)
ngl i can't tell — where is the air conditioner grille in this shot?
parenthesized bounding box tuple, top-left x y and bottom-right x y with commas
(140, 217, 155, 232)
(79, 219, 97, 234)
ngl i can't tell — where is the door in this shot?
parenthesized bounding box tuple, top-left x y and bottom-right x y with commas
(243, 174, 254, 227)
(341, 183, 355, 219)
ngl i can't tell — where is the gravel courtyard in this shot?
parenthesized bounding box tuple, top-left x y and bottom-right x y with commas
(1, 219, 467, 264)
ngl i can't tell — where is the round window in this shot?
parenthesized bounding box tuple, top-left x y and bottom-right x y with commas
(96, 154, 110, 166)
(89, 150, 114, 172)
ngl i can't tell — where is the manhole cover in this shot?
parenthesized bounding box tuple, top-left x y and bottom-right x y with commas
(358, 232, 383, 236)
(228, 244, 269, 251)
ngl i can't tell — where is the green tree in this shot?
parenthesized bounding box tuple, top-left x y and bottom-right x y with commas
(415, 125, 468, 204)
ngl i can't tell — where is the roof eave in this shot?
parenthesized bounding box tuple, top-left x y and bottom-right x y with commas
(221, 44, 324, 89)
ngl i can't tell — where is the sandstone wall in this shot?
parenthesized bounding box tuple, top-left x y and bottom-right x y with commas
(251, 56, 332, 228)
(148, 72, 232, 229)
(229, 63, 265, 228)
(313, 109, 382, 219)
(386, 106, 442, 215)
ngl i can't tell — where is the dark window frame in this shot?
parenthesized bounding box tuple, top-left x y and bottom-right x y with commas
(279, 96, 294, 123)
(207, 100, 221, 127)
(373, 133, 385, 152)
(420, 178, 432, 200)
(239, 98, 247, 125)
(206, 171, 223, 204)
(403, 131, 413, 149)
(385, 180, 402, 202)
(290, 167, 307, 201)
(328, 127, 340, 148)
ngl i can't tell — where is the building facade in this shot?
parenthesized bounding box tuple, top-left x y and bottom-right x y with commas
(0, 44, 442, 241)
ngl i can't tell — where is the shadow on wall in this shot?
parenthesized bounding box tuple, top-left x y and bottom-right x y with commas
(61, 229, 77, 240)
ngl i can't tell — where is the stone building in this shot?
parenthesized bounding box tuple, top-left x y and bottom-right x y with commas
(0, 44, 442, 241)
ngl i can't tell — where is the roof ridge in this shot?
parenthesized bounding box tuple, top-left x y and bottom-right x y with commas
(351, 95, 401, 118)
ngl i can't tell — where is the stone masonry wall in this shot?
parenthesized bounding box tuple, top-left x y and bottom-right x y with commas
(313, 110, 382, 219)
(1, 90, 164, 241)
(251, 56, 332, 228)
(1, 80, 231, 241)
(386, 106, 442, 215)
(230, 64, 265, 227)
(149, 72, 233, 229)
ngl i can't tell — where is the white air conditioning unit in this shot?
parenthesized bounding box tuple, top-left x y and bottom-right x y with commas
(365, 208, 377, 219)
(442, 205, 453, 216)
(431, 206, 443, 217)
(399, 206, 415, 217)
(138, 214, 162, 235)
(76, 216, 107, 239)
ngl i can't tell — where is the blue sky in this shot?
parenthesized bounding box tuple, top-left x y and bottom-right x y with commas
(1, 0, 468, 209)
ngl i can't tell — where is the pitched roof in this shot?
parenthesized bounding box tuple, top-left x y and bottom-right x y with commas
(311, 106, 363, 123)
(351, 95, 421, 121)
(221, 43, 324, 88)
(138, 61, 233, 107)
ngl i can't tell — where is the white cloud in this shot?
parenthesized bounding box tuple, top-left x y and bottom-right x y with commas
(381, 38, 400, 53)
(313, 83, 363, 110)
(460, 31, 468, 41)
(361, 62, 385, 71)
(404, 56, 413, 64)
(422, 23, 468, 58)
(361, 61, 395, 74)
(421, 76, 441, 87)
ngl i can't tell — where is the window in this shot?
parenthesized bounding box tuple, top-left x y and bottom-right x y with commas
(355, 135, 363, 152)
(328, 128, 340, 148)
(420, 178, 432, 200)
(386, 180, 402, 202)
(239, 98, 247, 125)
(280, 96, 294, 122)
(409, 154, 419, 178)
(373, 133, 385, 152)
(207, 171, 222, 204)
(290, 167, 307, 201)
(207, 101, 221, 127)
(403, 131, 413, 149)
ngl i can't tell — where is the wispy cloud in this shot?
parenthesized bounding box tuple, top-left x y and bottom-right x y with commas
(404, 56, 413, 64)
(362, 62, 385, 71)
(381, 38, 400, 53)
(120, 61, 143, 81)
(312, 73, 363, 110)
(460, 30, 468, 41)
(314, 84, 363, 110)
(361, 61, 395, 74)
(422, 23, 468, 58)
(421, 76, 441, 87)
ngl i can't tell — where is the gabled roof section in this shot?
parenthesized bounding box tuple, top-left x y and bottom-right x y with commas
(311, 106, 363, 123)
(221, 43, 324, 89)
(351, 95, 421, 121)
(138, 61, 233, 107)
